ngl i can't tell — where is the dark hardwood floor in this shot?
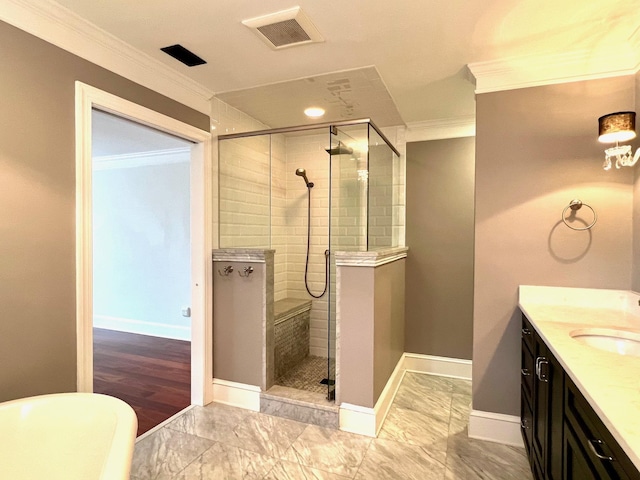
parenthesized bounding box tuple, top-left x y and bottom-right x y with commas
(93, 328, 191, 437)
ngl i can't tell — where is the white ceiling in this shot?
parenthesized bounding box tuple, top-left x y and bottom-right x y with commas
(54, 0, 640, 127)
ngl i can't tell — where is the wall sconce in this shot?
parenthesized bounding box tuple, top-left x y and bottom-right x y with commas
(598, 111, 640, 170)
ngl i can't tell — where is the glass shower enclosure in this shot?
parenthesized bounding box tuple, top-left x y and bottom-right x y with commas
(218, 119, 400, 400)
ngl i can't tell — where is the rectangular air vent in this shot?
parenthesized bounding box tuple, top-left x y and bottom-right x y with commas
(160, 44, 207, 67)
(242, 7, 323, 50)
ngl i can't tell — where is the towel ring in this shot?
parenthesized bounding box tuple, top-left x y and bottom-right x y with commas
(562, 199, 597, 231)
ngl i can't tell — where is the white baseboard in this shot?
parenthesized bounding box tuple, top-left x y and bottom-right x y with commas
(93, 315, 190, 341)
(468, 409, 524, 447)
(339, 403, 377, 437)
(339, 355, 406, 437)
(212, 379, 261, 412)
(403, 353, 472, 380)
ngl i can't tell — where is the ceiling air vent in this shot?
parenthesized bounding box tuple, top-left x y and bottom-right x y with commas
(242, 7, 324, 50)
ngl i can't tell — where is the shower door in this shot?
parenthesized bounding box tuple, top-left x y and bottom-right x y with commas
(327, 124, 369, 400)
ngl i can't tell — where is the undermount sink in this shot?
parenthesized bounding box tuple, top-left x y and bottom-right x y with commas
(570, 328, 640, 357)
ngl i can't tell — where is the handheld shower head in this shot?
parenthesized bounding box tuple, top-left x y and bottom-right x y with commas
(295, 168, 314, 188)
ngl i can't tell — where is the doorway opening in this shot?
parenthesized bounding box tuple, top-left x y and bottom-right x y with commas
(91, 110, 193, 435)
(75, 82, 213, 436)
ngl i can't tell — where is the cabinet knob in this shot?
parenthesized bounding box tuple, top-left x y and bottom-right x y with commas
(588, 439, 615, 462)
(521, 368, 531, 377)
(521, 419, 530, 430)
(522, 328, 532, 337)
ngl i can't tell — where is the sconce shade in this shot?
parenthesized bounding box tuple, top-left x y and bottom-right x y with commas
(598, 111, 636, 143)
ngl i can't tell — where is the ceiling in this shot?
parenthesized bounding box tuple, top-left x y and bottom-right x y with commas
(54, 0, 640, 128)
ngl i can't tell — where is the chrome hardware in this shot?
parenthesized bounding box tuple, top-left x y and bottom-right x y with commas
(238, 266, 254, 277)
(521, 368, 531, 377)
(535, 357, 549, 383)
(522, 328, 531, 337)
(588, 439, 615, 462)
(218, 265, 234, 276)
(521, 419, 530, 430)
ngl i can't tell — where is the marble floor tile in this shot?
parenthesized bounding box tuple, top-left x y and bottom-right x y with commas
(173, 441, 278, 480)
(166, 402, 251, 443)
(129, 372, 531, 480)
(448, 378, 472, 396)
(227, 411, 308, 458)
(264, 460, 351, 479)
(402, 372, 455, 393)
(446, 428, 532, 480)
(130, 428, 214, 480)
(378, 405, 449, 464)
(284, 424, 372, 477)
(450, 393, 471, 421)
(354, 438, 446, 480)
(393, 382, 452, 420)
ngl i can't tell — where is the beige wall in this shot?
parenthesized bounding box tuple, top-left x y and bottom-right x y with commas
(405, 138, 475, 359)
(338, 258, 405, 408)
(213, 261, 271, 388)
(373, 259, 406, 401)
(0, 21, 208, 403)
(633, 71, 640, 292)
(474, 76, 635, 416)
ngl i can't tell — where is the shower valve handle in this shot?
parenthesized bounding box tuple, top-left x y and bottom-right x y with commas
(217, 265, 234, 276)
(238, 266, 254, 277)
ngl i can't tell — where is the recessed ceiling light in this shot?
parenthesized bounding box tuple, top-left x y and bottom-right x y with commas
(304, 107, 325, 118)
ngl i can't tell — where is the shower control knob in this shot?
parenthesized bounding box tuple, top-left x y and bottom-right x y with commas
(239, 266, 254, 277)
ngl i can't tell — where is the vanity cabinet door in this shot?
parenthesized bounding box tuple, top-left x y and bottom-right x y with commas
(564, 376, 640, 480)
(521, 316, 535, 458)
(521, 313, 564, 480)
(564, 419, 601, 480)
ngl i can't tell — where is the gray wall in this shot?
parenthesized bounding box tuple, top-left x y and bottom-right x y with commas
(339, 259, 405, 408)
(0, 20, 208, 403)
(405, 138, 475, 360)
(474, 76, 635, 416)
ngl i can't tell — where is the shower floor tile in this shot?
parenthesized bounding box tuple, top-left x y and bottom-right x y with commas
(276, 355, 333, 394)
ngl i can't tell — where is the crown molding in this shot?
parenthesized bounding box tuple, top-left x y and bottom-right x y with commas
(405, 115, 476, 142)
(468, 43, 640, 94)
(0, 0, 213, 114)
(93, 147, 190, 171)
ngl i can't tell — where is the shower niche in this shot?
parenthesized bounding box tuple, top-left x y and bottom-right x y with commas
(215, 120, 401, 404)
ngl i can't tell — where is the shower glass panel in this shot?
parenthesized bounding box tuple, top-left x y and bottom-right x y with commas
(217, 120, 399, 402)
(327, 123, 369, 400)
(368, 125, 395, 249)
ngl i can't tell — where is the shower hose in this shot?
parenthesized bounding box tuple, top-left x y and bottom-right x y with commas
(304, 185, 329, 299)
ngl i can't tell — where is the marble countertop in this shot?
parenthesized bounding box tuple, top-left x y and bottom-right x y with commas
(518, 285, 640, 471)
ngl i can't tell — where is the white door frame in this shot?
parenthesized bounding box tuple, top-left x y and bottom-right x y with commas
(75, 81, 213, 405)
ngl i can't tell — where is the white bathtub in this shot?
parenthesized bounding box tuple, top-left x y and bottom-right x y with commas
(0, 392, 137, 480)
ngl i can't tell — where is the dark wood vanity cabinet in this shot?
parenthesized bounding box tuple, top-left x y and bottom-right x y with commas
(521, 313, 640, 480)
(521, 315, 563, 480)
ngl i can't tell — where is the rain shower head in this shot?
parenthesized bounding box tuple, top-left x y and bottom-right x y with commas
(325, 142, 354, 156)
(295, 168, 314, 188)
